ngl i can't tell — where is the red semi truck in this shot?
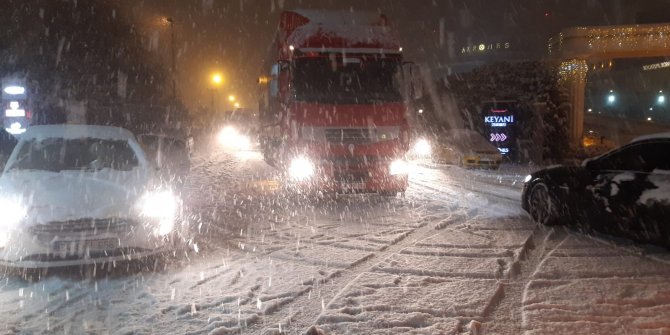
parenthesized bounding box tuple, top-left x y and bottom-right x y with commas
(258, 10, 411, 195)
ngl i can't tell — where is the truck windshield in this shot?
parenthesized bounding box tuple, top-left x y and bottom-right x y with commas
(292, 57, 402, 104)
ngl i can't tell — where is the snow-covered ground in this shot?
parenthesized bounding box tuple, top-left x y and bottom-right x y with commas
(1, 143, 669, 335)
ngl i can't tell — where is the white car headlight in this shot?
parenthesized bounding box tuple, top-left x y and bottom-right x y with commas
(389, 160, 410, 176)
(288, 156, 315, 181)
(138, 190, 179, 236)
(524, 175, 532, 183)
(0, 197, 27, 228)
(0, 197, 26, 248)
(413, 138, 432, 157)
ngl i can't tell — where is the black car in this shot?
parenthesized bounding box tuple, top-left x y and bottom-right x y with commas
(522, 134, 670, 248)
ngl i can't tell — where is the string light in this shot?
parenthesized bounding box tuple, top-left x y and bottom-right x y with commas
(558, 59, 588, 82)
(551, 25, 670, 56)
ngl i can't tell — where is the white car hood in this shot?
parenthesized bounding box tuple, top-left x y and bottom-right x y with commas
(0, 169, 151, 224)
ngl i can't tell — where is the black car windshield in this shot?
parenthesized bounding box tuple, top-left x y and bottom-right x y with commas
(292, 56, 402, 104)
(8, 138, 139, 172)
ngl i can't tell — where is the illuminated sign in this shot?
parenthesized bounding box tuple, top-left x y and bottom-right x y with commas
(484, 115, 514, 127)
(490, 133, 507, 142)
(5, 109, 25, 117)
(643, 61, 670, 71)
(3, 86, 25, 95)
(461, 42, 510, 54)
(482, 101, 516, 156)
(6, 121, 26, 135)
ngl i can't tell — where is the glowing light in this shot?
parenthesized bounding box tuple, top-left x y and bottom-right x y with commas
(3, 86, 25, 95)
(524, 175, 532, 183)
(234, 102, 240, 108)
(399, 47, 403, 52)
(647, 117, 653, 121)
(587, 108, 593, 112)
(5, 109, 25, 117)
(288, 156, 314, 181)
(417, 109, 424, 114)
(289, 45, 295, 51)
(0, 197, 27, 228)
(9, 101, 19, 110)
(389, 160, 410, 176)
(658, 95, 665, 104)
(412, 139, 431, 157)
(228, 95, 236, 102)
(218, 126, 252, 151)
(138, 190, 179, 236)
(6, 122, 25, 134)
(211, 73, 223, 85)
(607, 94, 615, 104)
(478, 44, 486, 51)
(558, 59, 588, 82)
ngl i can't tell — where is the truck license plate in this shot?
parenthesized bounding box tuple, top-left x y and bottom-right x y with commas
(53, 239, 118, 253)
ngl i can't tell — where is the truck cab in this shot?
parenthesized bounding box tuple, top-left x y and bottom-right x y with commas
(259, 10, 411, 195)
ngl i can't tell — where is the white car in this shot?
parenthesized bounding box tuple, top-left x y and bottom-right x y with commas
(0, 125, 187, 268)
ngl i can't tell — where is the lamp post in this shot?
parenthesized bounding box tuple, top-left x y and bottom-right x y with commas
(165, 17, 176, 103)
(210, 73, 223, 114)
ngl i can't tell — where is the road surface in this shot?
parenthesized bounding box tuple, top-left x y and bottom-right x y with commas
(1, 142, 669, 335)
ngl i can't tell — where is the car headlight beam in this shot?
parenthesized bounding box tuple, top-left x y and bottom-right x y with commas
(288, 156, 315, 181)
(218, 126, 252, 150)
(413, 138, 432, 157)
(138, 190, 179, 236)
(0, 197, 27, 228)
(389, 159, 410, 176)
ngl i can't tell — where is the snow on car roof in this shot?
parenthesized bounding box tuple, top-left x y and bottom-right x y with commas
(631, 132, 670, 143)
(20, 125, 137, 141)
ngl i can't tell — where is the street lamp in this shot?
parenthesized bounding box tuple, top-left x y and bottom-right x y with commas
(160, 17, 177, 105)
(212, 73, 223, 85)
(210, 73, 224, 114)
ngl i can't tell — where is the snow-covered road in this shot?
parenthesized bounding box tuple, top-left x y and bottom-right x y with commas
(1, 144, 670, 335)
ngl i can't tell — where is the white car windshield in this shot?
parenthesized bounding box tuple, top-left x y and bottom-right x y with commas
(7, 138, 138, 172)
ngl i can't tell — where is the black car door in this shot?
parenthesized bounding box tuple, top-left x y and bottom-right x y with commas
(587, 140, 670, 245)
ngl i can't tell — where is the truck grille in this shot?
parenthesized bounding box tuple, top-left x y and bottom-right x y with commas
(325, 128, 373, 144)
(334, 170, 370, 182)
(323, 155, 383, 167)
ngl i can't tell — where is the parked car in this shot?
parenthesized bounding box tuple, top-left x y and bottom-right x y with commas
(137, 133, 192, 188)
(432, 129, 502, 169)
(0, 125, 188, 268)
(522, 133, 670, 248)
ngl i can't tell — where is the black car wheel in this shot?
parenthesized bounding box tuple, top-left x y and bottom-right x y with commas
(528, 182, 559, 226)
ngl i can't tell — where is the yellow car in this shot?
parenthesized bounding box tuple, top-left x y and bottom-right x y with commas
(432, 129, 503, 169)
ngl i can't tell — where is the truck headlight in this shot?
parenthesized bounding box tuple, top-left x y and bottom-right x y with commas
(389, 160, 410, 176)
(138, 190, 179, 236)
(288, 156, 314, 181)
